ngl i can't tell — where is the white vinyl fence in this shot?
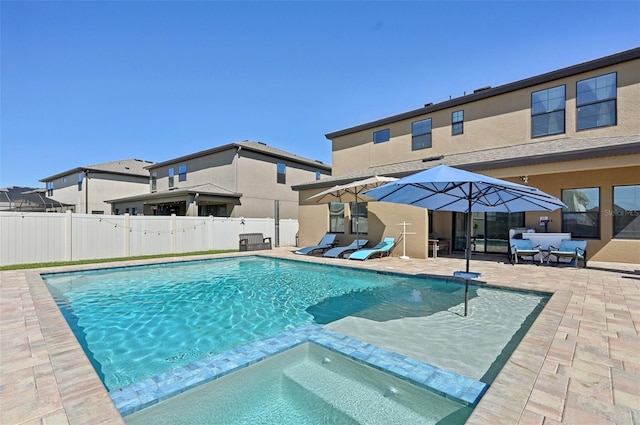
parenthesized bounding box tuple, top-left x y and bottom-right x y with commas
(0, 211, 298, 266)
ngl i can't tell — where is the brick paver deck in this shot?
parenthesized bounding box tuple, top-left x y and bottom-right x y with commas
(1, 249, 638, 424)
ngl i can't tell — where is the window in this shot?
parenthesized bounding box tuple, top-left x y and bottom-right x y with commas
(169, 168, 175, 188)
(316, 171, 321, 181)
(77, 172, 83, 191)
(612, 185, 640, 239)
(277, 163, 286, 184)
(178, 165, 187, 182)
(577, 72, 616, 130)
(412, 118, 432, 150)
(561, 187, 600, 238)
(151, 172, 157, 191)
(329, 202, 345, 233)
(350, 202, 368, 234)
(532, 85, 565, 137)
(47, 181, 54, 196)
(452, 110, 464, 135)
(199, 204, 228, 217)
(373, 128, 390, 144)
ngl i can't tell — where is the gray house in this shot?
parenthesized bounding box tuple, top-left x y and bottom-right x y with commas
(40, 159, 155, 214)
(108, 140, 331, 218)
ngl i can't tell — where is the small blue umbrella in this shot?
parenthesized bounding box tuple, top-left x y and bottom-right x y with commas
(364, 164, 566, 315)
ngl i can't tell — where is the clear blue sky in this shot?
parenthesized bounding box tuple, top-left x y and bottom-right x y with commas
(1, 1, 638, 188)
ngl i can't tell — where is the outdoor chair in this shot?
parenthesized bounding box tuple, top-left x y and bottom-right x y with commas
(348, 237, 396, 261)
(323, 239, 369, 259)
(238, 233, 272, 251)
(549, 240, 587, 268)
(509, 238, 542, 264)
(294, 233, 337, 255)
(429, 232, 451, 257)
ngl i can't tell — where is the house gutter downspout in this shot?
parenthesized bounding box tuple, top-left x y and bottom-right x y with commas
(235, 146, 242, 193)
(85, 170, 89, 214)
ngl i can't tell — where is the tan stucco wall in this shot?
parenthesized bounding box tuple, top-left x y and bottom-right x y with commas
(298, 163, 639, 263)
(330, 60, 640, 176)
(315, 57, 640, 264)
(514, 165, 640, 264)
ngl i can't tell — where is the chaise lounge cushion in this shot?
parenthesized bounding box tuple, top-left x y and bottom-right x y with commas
(295, 234, 337, 255)
(348, 237, 395, 261)
(323, 239, 369, 258)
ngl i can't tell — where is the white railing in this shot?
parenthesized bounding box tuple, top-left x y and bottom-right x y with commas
(0, 211, 298, 266)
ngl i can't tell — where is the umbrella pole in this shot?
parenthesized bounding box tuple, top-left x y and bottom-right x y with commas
(464, 183, 473, 316)
(355, 194, 360, 247)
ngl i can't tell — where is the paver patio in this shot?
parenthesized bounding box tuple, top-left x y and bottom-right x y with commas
(1, 249, 638, 424)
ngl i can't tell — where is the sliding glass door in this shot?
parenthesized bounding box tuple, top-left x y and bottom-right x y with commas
(453, 212, 524, 254)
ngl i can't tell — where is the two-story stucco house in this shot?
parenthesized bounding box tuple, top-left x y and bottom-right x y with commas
(108, 140, 331, 219)
(40, 158, 155, 214)
(294, 47, 640, 264)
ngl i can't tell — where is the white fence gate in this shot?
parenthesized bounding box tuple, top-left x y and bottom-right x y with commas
(0, 212, 298, 266)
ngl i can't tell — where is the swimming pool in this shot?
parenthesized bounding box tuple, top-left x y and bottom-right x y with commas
(43, 256, 482, 390)
(42, 255, 548, 419)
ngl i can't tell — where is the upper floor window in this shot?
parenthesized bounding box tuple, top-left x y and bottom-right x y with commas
(577, 72, 616, 131)
(373, 128, 390, 144)
(277, 162, 286, 184)
(77, 172, 83, 191)
(169, 168, 175, 188)
(532, 85, 565, 137)
(412, 118, 432, 150)
(47, 181, 54, 196)
(612, 185, 640, 239)
(316, 171, 321, 181)
(151, 172, 157, 191)
(178, 165, 187, 182)
(561, 187, 600, 238)
(452, 110, 464, 135)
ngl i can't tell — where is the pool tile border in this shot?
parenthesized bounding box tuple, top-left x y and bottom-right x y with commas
(110, 324, 488, 416)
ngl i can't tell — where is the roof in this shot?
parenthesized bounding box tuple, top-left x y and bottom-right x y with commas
(325, 47, 640, 139)
(292, 134, 640, 190)
(146, 140, 331, 172)
(0, 186, 73, 209)
(40, 158, 155, 182)
(105, 183, 241, 204)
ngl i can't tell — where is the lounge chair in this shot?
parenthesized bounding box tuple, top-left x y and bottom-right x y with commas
(294, 234, 337, 255)
(509, 238, 542, 264)
(323, 239, 369, 259)
(549, 239, 587, 268)
(348, 237, 395, 261)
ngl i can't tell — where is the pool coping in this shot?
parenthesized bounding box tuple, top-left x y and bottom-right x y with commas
(110, 324, 488, 416)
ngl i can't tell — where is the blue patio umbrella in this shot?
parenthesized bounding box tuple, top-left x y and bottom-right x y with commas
(364, 164, 566, 315)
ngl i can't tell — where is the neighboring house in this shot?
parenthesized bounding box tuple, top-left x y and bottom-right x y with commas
(40, 159, 155, 214)
(294, 47, 640, 264)
(108, 140, 331, 219)
(0, 186, 72, 212)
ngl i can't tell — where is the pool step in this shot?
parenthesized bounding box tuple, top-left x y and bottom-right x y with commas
(282, 361, 430, 425)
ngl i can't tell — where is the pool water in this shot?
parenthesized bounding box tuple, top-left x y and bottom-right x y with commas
(43, 256, 481, 391)
(43, 255, 548, 402)
(125, 343, 474, 425)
